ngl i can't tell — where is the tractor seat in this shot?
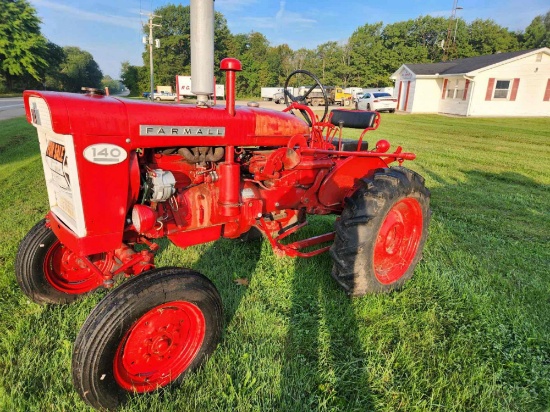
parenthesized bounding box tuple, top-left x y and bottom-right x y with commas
(338, 138, 369, 152)
(330, 109, 377, 129)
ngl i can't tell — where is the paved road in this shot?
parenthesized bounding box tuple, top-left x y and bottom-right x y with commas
(0, 97, 25, 121)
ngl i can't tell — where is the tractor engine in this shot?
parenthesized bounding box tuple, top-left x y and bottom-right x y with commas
(132, 139, 326, 248)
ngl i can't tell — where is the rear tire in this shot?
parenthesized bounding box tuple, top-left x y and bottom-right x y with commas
(389, 109, 396, 113)
(15, 219, 104, 304)
(72, 267, 223, 410)
(367, 103, 371, 110)
(330, 167, 431, 296)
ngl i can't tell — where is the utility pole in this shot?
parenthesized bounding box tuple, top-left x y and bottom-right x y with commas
(142, 13, 161, 99)
(442, 0, 462, 61)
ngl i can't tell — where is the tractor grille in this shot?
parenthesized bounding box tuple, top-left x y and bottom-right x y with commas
(29, 97, 86, 236)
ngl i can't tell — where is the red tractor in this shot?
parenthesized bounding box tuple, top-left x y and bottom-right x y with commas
(15, 2, 430, 410)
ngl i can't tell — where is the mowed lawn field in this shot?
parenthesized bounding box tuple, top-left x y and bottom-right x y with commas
(0, 113, 548, 411)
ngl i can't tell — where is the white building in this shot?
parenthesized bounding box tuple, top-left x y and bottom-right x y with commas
(390, 48, 550, 116)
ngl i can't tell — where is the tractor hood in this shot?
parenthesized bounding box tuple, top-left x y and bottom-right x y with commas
(24, 91, 309, 148)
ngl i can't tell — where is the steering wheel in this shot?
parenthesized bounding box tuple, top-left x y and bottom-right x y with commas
(283, 70, 329, 126)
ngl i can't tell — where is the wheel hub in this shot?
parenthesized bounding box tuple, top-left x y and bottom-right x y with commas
(383, 222, 404, 254)
(44, 241, 106, 293)
(374, 198, 423, 284)
(113, 301, 205, 392)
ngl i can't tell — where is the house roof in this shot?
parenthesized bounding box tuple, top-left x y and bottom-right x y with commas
(402, 49, 544, 76)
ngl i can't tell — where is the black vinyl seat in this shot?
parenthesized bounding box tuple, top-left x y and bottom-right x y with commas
(329, 109, 376, 151)
(330, 109, 377, 129)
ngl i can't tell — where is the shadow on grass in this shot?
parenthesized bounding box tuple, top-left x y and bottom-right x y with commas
(272, 216, 377, 411)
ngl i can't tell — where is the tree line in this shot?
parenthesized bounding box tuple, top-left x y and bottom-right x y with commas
(122, 5, 549, 97)
(0, 0, 122, 93)
(1, 1, 549, 96)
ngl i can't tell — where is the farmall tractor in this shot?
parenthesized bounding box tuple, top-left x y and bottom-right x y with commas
(15, 1, 430, 409)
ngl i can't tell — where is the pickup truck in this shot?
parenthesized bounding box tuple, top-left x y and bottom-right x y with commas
(152, 91, 177, 101)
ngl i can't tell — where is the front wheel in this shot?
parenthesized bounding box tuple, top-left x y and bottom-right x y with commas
(15, 219, 105, 304)
(330, 167, 431, 296)
(72, 267, 223, 410)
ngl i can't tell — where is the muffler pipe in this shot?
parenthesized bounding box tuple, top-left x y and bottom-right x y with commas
(191, 0, 215, 106)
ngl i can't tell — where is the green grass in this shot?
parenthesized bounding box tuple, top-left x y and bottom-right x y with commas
(0, 114, 549, 411)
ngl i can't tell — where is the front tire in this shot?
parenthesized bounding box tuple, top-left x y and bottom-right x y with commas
(330, 167, 431, 296)
(72, 267, 223, 410)
(15, 219, 104, 304)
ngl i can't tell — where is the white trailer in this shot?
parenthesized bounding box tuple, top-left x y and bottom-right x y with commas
(345, 87, 366, 102)
(344, 87, 363, 96)
(176, 75, 225, 98)
(261, 87, 284, 101)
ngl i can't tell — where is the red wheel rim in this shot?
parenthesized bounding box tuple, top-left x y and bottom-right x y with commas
(113, 301, 206, 392)
(43, 240, 105, 294)
(374, 198, 423, 285)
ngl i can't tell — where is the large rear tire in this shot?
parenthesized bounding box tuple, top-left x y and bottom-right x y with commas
(15, 219, 105, 304)
(72, 267, 223, 410)
(330, 167, 430, 296)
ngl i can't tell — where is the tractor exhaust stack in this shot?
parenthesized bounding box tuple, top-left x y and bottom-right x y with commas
(190, 0, 215, 106)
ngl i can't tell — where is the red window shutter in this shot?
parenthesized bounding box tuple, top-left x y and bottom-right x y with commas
(442, 79, 448, 99)
(510, 78, 520, 101)
(543, 79, 550, 101)
(463, 79, 470, 100)
(485, 78, 495, 101)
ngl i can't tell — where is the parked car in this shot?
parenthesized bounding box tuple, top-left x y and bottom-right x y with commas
(356, 92, 397, 113)
(273, 92, 284, 104)
(142, 92, 151, 99)
(153, 91, 177, 101)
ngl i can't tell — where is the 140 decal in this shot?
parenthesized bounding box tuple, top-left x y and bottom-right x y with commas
(83, 144, 127, 165)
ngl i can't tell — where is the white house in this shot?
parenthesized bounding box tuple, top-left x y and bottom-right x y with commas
(390, 48, 550, 116)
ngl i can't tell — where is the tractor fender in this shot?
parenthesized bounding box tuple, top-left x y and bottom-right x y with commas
(317, 156, 388, 208)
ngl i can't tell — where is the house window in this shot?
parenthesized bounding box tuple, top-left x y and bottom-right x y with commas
(446, 88, 455, 99)
(493, 80, 510, 99)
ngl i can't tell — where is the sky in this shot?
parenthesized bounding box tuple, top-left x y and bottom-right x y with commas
(29, 0, 549, 79)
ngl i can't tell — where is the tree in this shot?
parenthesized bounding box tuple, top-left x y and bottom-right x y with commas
(59, 46, 103, 92)
(142, 4, 231, 92)
(227, 32, 268, 95)
(522, 11, 550, 48)
(316, 42, 343, 85)
(101, 75, 123, 94)
(271, 44, 294, 85)
(0, 0, 49, 90)
(467, 19, 520, 55)
(120, 61, 141, 95)
(41, 42, 66, 90)
(349, 23, 392, 86)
